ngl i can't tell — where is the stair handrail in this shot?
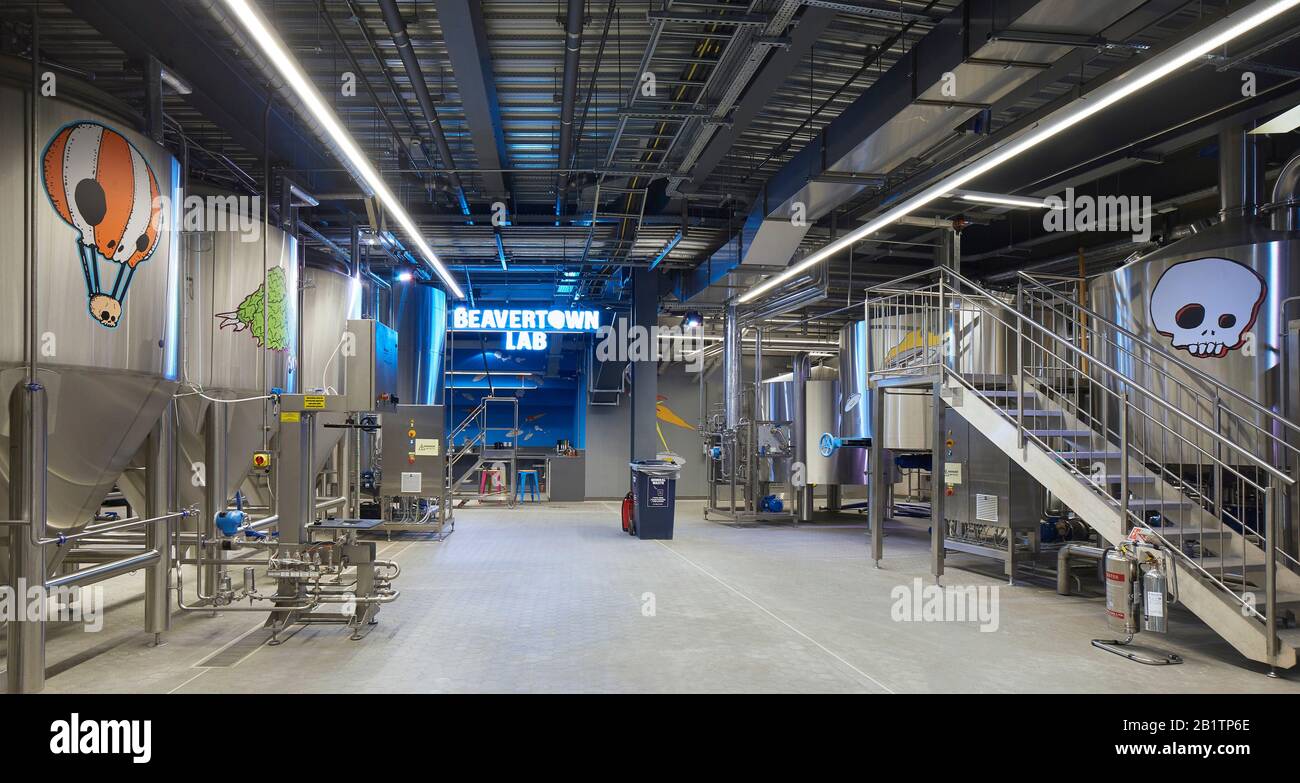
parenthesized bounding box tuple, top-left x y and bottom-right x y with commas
(1018, 270, 1300, 445)
(938, 267, 1292, 485)
(878, 267, 1288, 664)
(448, 398, 488, 445)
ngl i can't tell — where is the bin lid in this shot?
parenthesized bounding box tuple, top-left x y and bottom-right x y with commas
(629, 459, 681, 476)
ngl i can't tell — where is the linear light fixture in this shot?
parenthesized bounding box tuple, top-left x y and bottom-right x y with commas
(1250, 103, 1300, 134)
(953, 190, 1060, 209)
(738, 0, 1300, 304)
(220, 0, 465, 299)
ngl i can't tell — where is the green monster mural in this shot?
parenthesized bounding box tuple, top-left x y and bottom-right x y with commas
(216, 266, 290, 350)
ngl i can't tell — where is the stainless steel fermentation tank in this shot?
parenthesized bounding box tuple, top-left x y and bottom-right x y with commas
(762, 366, 840, 485)
(298, 264, 363, 497)
(394, 282, 447, 406)
(0, 67, 181, 574)
(171, 214, 299, 518)
(1089, 221, 1300, 461)
(1088, 127, 1300, 462)
(855, 315, 933, 451)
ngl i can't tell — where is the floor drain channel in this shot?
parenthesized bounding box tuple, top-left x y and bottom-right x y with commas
(196, 629, 275, 668)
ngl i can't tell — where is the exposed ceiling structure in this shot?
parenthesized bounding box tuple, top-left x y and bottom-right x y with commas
(4, 0, 1299, 343)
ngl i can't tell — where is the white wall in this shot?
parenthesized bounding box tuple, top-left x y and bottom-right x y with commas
(584, 355, 792, 499)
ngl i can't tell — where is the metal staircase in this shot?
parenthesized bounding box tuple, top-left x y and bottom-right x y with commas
(866, 267, 1300, 669)
(446, 396, 519, 507)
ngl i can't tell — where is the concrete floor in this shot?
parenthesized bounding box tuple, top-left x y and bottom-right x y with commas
(7, 500, 1300, 693)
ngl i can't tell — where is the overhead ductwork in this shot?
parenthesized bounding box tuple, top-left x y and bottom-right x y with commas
(675, 0, 1149, 302)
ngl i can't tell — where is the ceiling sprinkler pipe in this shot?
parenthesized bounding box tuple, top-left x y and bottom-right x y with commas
(377, 0, 470, 215)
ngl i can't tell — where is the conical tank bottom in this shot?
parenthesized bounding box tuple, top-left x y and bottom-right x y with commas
(0, 365, 176, 583)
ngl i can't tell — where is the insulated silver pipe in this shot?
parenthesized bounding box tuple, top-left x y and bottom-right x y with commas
(1056, 543, 1104, 596)
(1272, 153, 1300, 232)
(45, 551, 161, 591)
(723, 303, 742, 429)
(203, 402, 229, 598)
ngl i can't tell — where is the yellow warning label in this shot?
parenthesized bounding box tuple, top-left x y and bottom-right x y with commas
(280, 411, 301, 423)
(303, 395, 326, 409)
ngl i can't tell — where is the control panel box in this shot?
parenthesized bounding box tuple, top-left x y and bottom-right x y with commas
(942, 415, 1042, 530)
(379, 404, 445, 496)
(343, 319, 399, 412)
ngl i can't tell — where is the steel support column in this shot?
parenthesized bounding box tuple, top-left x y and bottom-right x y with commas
(793, 352, 813, 523)
(145, 403, 175, 641)
(931, 382, 946, 579)
(630, 268, 658, 469)
(7, 382, 48, 694)
(868, 384, 884, 566)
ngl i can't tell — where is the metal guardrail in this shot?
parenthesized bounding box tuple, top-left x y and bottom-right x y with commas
(446, 396, 520, 504)
(865, 266, 1297, 667)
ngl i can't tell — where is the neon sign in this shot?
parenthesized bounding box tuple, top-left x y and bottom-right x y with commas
(451, 307, 601, 351)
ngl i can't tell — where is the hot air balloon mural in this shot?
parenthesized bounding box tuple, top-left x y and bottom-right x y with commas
(42, 121, 164, 328)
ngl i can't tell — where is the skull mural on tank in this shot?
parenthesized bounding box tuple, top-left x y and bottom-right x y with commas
(1149, 257, 1265, 359)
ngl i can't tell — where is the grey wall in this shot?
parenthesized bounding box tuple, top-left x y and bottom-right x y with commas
(584, 354, 794, 499)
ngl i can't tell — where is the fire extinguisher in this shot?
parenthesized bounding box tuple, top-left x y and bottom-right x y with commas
(621, 491, 634, 534)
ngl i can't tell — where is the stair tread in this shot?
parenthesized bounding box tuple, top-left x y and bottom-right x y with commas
(1145, 524, 1238, 538)
(1276, 627, 1300, 646)
(1123, 497, 1194, 509)
(1029, 428, 1095, 437)
(1060, 450, 1123, 460)
(997, 409, 1065, 417)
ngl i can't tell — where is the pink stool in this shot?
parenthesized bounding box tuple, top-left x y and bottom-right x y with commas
(478, 467, 504, 494)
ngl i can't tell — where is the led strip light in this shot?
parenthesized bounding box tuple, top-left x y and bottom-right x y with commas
(220, 0, 465, 299)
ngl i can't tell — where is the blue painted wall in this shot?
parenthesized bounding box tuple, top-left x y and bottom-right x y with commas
(444, 332, 587, 450)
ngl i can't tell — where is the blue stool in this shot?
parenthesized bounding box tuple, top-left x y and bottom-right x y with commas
(516, 470, 540, 501)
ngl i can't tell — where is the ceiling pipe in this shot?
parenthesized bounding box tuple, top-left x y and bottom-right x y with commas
(377, 0, 470, 215)
(1218, 121, 1264, 223)
(554, 0, 584, 218)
